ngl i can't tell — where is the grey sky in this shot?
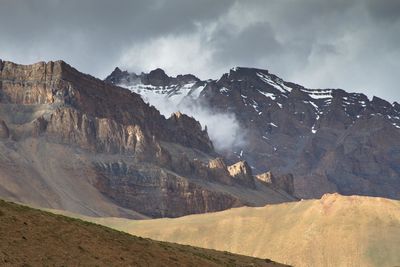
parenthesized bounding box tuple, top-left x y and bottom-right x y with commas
(1, 0, 399, 101)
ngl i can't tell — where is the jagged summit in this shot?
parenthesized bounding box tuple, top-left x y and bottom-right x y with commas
(148, 67, 167, 76)
(104, 67, 205, 108)
(105, 67, 200, 87)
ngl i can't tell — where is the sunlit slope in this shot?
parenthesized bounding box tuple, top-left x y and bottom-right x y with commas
(0, 199, 288, 267)
(74, 194, 400, 267)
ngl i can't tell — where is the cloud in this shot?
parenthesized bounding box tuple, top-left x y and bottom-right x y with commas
(176, 99, 247, 152)
(0, 0, 399, 101)
(138, 92, 246, 151)
(119, 31, 215, 79)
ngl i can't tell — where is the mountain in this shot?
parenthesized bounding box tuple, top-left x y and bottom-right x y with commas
(69, 194, 400, 267)
(0, 59, 295, 219)
(106, 66, 400, 200)
(0, 199, 288, 267)
(104, 67, 206, 106)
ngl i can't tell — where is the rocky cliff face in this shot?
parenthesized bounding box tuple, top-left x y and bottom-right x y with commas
(256, 172, 294, 195)
(0, 60, 294, 219)
(201, 67, 400, 199)
(108, 66, 400, 200)
(0, 60, 212, 153)
(227, 161, 255, 189)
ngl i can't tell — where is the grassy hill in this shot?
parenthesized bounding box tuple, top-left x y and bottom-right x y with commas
(65, 194, 400, 267)
(0, 199, 288, 267)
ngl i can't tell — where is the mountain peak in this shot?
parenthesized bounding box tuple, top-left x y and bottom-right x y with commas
(229, 66, 269, 76)
(230, 66, 269, 72)
(149, 68, 167, 76)
(105, 66, 131, 84)
(371, 95, 391, 107)
(113, 66, 122, 73)
(143, 68, 170, 87)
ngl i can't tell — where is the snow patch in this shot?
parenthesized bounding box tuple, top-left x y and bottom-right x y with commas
(220, 87, 230, 93)
(188, 85, 205, 98)
(256, 72, 291, 93)
(301, 88, 332, 99)
(258, 90, 276, 100)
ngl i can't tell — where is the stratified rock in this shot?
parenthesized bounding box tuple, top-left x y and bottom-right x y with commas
(94, 161, 243, 218)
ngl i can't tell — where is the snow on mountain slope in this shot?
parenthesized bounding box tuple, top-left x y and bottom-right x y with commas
(105, 67, 244, 151)
(106, 66, 400, 201)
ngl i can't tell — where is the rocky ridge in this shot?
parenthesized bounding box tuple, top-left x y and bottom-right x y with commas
(107, 66, 400, 200)
(0, 60, 295, 219)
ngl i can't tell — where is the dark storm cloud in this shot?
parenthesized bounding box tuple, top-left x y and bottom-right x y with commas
(211, 22, 283, 67)
(0, 0, 399, 101)
(365, 0, 400, 22)
(0, 0, 232, 76)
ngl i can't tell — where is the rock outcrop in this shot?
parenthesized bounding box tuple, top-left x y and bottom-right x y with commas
(228, 161, 255, 189)
(256, 172, 295, 195)
(94, 161, 243, 218)
(167, 112, 213, 153)
(207, 158, 232, 185)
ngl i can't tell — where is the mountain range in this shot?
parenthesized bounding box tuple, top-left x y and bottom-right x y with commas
(0, 59, 294, 219)
(106, 66, 400, 200)
(1, 59, 399, 266)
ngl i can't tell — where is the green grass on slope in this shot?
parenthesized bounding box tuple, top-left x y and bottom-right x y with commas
(0, 199, 288, 267)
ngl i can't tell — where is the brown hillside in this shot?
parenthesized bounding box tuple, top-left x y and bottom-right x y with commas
(66, 194, 400, 267)
(0, 199, 288, 267)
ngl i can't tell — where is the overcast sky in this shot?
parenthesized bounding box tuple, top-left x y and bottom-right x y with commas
(1, 0, 399, 101)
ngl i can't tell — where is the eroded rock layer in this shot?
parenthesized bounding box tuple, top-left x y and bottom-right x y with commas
(0, 60, 294, 218)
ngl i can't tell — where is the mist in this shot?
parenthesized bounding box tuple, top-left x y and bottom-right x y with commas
(140, 93, 246, 151)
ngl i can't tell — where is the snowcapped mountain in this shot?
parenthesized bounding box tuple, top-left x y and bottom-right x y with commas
(106, 66, 400, 200)
(105, 67, 206, 107)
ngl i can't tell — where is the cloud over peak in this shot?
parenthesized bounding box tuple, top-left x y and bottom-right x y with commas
(1, 0, 399, 101)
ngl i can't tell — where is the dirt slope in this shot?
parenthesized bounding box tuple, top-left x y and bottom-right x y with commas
(65, 194, 400, 267)
(0, 199, 288, 267)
